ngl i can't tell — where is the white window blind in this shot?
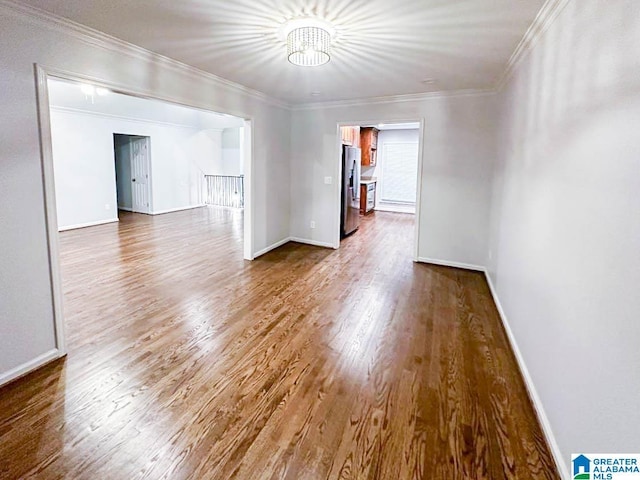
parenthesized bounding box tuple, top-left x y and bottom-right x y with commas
(381, 142, 418, 203)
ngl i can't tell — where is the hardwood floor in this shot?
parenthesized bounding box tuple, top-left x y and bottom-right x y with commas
(0, 208, 559, 479)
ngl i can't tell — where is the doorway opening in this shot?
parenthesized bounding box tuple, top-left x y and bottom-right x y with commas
(335, 121, 423, 258)
(47, 77, 249, 231)
(35, 67, 255, 361)
(113, 134, 151, 215)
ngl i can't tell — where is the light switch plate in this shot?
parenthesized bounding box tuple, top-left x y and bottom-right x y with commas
(324, 176, 332, 185)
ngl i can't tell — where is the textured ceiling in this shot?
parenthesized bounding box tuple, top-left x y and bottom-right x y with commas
(16, 0, 546, 104)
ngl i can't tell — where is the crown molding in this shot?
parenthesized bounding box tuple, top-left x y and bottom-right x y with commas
(496, 0, 572, 91)
(292, 88, 496, 111)
(1, 0, 570, 110)
(0, 0, 291, 110)
(49, 105, 227, 131)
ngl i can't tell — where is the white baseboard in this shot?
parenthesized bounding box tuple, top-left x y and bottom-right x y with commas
(418, 256, 567, 477)
(118, 206, 134, 212)
(416, 257, 485, 272)
(204, 204, 244, 211)
(253, 237, 291, 259)
(253, 236, 337, 259)
(375, 204, 416, 214)
(58, 218, 118, 231)
(150, 204, 205, 215)
(483, 270, 569, 480)
(0, 348, 64, 388)
(289, 237, 336, 249)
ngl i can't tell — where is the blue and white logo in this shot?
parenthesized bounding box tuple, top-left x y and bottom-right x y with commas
(572, 454, 640, 479)
(573, 454, 591, 479)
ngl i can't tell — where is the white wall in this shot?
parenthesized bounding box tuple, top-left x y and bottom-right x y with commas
(0, 4, 290, 384)
(219, 127, 243, 176)
(189, 129, 222, 176)
(290, 93, 497, 265)
(488, 0, 640, 473)
(13, 7, 638, 474)
(50, 110, 119, 229)
(50, 108, 218, 227)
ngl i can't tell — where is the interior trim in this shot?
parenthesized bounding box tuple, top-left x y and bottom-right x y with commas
(252, 237, 291, 259)
(1, 0, 571, 109)
(483, 270, 569, 479)
(151, 205, 206, 216)
(59, 218, 119, 232)
(34, 64, 68, 360)
(293, 89, 496, 111)
(288, 237, 336, 250)
(415, 256, 569, 478)
(50, 105, 226, 132)
(497, 0, 572, 90)
(416, 257, 485, 272)
(0, 0, 289, 109)
(0, 349, 63, 388)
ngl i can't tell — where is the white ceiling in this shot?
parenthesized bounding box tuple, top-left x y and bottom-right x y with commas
(20, 0, 546, 104)
(47, 78, 245, 130)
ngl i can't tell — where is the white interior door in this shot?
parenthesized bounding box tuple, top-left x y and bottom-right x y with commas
(130, 137, 151, 214)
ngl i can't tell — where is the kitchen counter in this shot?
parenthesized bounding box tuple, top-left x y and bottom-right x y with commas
(360, 179, 376, 215)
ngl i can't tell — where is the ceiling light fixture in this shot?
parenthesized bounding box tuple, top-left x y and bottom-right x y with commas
(283, 18, 334, 67)
(80, 83, 95, 96)
(79, 83, 110, 97)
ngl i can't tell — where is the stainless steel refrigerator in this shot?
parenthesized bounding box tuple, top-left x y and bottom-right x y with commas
(340, 146, 361, 238)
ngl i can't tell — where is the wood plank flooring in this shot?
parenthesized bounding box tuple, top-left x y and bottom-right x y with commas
(0, 208, 560, 479)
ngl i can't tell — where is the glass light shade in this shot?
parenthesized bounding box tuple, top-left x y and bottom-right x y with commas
(80, 84, 95, 95)
(287, 26, 331, 67)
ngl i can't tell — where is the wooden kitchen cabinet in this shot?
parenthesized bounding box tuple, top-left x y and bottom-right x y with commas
(360, 181, 376, 215)
(340, 126, 360, 147)
(360, 127, 379, 166)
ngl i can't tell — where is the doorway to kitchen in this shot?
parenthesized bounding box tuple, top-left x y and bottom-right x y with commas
(335, 121, 423, 259)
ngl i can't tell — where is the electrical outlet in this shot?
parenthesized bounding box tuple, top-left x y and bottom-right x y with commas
(105, 203, 110, 210)
(310, 221, 316, 229)
(324, 176, 332, 185)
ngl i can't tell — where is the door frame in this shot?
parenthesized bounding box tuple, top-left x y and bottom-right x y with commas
(34, 64, 256, 366)
(128, 135, 152, 214)
(334, 119, 425, 261)
(113, 133, 153, 214)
